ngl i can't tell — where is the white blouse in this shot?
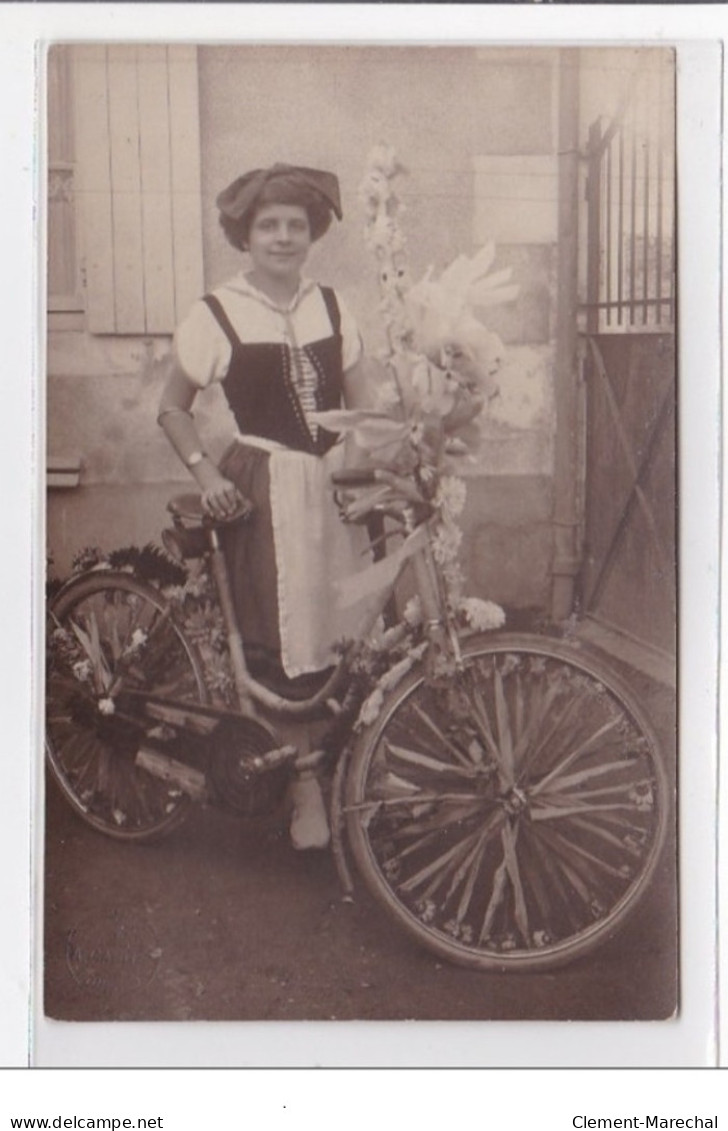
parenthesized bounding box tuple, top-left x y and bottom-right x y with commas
(174, 273, 363, 390)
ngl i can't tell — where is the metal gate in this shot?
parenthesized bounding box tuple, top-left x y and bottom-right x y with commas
(578, 57, 676, 663)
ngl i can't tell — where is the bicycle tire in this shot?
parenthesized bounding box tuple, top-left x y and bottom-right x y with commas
(46, 570, 207, 842)
(345, 632, 670, 971)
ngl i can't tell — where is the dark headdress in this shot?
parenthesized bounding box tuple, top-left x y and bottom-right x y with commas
(216, 164, 342, 222)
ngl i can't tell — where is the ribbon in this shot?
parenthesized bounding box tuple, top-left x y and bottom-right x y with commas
(335, 525, 429, 609)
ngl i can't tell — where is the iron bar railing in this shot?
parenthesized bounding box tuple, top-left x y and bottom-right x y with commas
(582, 60, 675, 332)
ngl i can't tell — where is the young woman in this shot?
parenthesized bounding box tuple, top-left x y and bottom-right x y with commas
(158, 163, 373, 848)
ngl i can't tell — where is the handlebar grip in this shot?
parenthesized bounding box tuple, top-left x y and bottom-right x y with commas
(330, 468, 379, 488)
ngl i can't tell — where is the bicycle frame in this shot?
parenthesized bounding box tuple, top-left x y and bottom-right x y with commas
(168, 491, 451, 725)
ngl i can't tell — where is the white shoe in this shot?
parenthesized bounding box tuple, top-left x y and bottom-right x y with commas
(289, 772, 330, 850)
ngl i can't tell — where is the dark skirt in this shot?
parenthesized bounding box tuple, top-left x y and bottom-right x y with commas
(218, 441, 332, 699)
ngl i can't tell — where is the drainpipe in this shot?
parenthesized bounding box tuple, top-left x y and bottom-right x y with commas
(551, 48, 583, 622)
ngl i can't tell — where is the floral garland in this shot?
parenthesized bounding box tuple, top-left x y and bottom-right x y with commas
(49, 544, 237, 707)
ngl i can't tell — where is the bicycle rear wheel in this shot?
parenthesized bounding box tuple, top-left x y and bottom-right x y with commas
(46, 571, 207, 841)
(345, 632, 670, 971)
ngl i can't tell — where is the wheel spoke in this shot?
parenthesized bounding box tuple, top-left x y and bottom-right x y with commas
(462, 672, 509, 776)
(410, 702, 473, 768)
(383, 740, 479, 780)
(568, 814, 647, 857)
(528, 827, 585, 931)
(531, 824, 598, 907)
(531, 800, 646, 821)
(516, 827, 554, 926)
(531, 716, 622, 796)
(512, 671, 526, 756)
(384, 800, 486, 845)
(535, 820, 630, 881)
(444, 809, 505, 905)
(516, 690, 583, 780)
(501, 822, 530, 942)
(493, 668, 515, 782)
(538, 758, 641, 795)
(384, 826, 456, 866)
(478, 855, 509, 943)
(541, 776, 654, 804)
(454, 816, 504, 926)
(61, 728, 99, 770)
(399, 826, 484, 896)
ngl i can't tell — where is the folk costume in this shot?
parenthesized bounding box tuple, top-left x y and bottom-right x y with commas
(175, 271, 371, 688)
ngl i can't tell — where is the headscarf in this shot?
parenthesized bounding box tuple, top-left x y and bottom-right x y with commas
(216, 164, 342, 223)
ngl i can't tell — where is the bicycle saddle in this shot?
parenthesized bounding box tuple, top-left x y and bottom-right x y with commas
(166, 492, 253, 526)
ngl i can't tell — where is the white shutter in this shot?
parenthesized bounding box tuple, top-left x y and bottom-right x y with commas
(74, 44, 204, 334)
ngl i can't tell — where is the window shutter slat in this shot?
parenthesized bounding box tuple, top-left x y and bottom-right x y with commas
(107, 46, 146, 333)
(73, 46, 115, 332)
(137, 46, 176, 333)
(168, 45, 204, 321)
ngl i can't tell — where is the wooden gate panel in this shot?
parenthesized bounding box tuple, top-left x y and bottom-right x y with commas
(581, 333, 676, 655)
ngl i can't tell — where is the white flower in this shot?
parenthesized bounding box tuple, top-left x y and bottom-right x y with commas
(431, 522, 463, 566)
(403, 596, 423, 627)
(130, 628, 148, 649)
(409, 421, 425, 447)
(97, 697, 115, 715)
(458, 597, 506, 631)
(410, 356, 432, 397)
(72, 659, 93, 682)
(379, 655, 415, 692)
(436, 475, 467, 519)
(358, 687, 384, 728)
(417, 899, 436, 924)
(374, 380, 401, 412)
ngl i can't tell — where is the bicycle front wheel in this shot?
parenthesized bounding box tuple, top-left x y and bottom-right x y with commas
(46, 571, 207, 841)
(345, 633, 670, 971)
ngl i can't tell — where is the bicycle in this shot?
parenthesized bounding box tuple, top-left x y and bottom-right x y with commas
(46, 446, 669, 973)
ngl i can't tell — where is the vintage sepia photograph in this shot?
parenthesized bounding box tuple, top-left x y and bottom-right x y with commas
(43, 43, 678, 1026)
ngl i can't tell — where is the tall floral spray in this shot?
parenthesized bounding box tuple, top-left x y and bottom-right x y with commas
(314, 146, 517, 631)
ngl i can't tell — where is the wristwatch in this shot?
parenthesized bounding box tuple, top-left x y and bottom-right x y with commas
(185, 450, 208, 468)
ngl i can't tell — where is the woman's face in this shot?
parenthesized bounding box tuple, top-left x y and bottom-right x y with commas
(246, 203, 312, 281)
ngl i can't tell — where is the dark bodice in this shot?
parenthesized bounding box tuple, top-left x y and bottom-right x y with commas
(202, 287, 343, 456)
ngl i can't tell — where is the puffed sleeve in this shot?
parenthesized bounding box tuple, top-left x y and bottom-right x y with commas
(336, 293, 364, 373)
(173, 300, 233, 388)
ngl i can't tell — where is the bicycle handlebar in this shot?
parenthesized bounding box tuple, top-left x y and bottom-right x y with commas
(330, 468, 380, 488)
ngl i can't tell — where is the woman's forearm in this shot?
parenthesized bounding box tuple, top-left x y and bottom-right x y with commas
(158, 358, 205, 462)
(158, 357, 225, 492)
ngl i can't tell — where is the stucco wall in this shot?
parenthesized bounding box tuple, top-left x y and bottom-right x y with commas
(47, 45, 560, 607)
